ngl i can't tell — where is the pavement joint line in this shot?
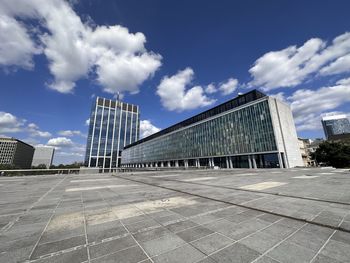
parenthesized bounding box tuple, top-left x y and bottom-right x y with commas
(25, 244, 87, 262)
(33, 234, 86, 247)
(309, 229, 336, 263)
(88, 244, 139, 262)
(114, 174, 350, 234)
(123, 203, 226, 258)
(250, 222, 309, 263)
(0, 175, 67, 234)
(27, 195, 65, 261)
(144, 175, 350, 206)
(309, 210, 348, 263)
(81, 192, 91, 263)
(96, 191, 155, 263)
(192, 217, 285, 263)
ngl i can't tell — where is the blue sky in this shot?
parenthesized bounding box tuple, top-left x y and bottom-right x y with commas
(1, 0, 350, 164)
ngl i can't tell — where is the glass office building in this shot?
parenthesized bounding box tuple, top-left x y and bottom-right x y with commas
(121, 90, 303, 168)
(321, 115, 350, 140)
(85, 97, 140, 169)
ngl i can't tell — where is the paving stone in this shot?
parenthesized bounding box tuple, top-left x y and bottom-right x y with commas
(34, 247, 88, 263)
(176, 225, 214, 242)
(88, 226, 128, 242)
(31, 235, 86, 259)
(165, 220, 198, 233)
(125, 219, 160, 233)
(132, 226, 171, 242)
(210, 242, 261, 263)
(190, 214, 220, 225)
(257, 213, 282, 223)
(254, 256, 280, 263)
(191, 233, 233, 255)
(312, 254, 343, 263)
(40, 227, 85, 244)
(156, 214, 185, 225)
(261, 222, 297, 239)
(91, 245, 148, 263)
(2, 169, 350, 263)
(239, 231, 281, 253)
(331, 230, 350, 245)
(267, 241, 316, 263)
(203, 218, 238, 237)
(228, 219, 270, 240)
(0, 245, 33, 263)
(140, 233, 186, 257)
(152, 244, 206, 263)
(196, 256, 217, 263)
(320, 239, 350, 262)
(89, 235, 136, 259)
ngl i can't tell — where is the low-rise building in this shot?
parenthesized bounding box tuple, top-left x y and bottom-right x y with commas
(298, 138, 315, 167)
(32, 146, 55, 168)
(0, 137, 34, 169)
(121, 90, 303, 169)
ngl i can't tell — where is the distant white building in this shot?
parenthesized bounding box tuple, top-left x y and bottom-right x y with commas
(32, 146, 55, 168)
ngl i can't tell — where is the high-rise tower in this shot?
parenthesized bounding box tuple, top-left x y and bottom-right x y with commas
(85, 97, 140, 169)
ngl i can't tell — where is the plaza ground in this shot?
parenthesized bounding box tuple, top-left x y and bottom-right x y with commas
(0, 168, 350, 263)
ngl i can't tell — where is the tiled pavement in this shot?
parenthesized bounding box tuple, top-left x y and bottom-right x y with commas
(0, 168, 349, 263)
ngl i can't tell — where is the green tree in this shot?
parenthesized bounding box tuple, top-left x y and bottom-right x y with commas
(311, 141, 350, 168)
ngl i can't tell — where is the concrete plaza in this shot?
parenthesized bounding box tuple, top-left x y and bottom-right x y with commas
(0, 168, 350, 263)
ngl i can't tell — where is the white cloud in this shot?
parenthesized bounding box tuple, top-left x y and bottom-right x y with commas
(0, 111, 25, 133)
(205, 83, 217, 94)
(320, 54, 350, 76)
(269, 92, 287, 103)
(219, 78, 238, 95)
(0, 15, 41, 69)
(58, 130, 85, 137)
(0, 0, 162, 94)
(249, 32, 350, 90)
(336, 77, 350, 85)
(85, 118, 90, 126)
(0, 112, 51, 138)
(140, 120, 160, 139)
(156, 68, 215, 112)
(283, 79, 350, 132)
(28, 123, 51, 137)
(47, 137, 73, 148)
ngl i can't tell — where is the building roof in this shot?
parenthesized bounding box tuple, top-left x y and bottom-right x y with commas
(95, 97, 139, 113)
(322, 114, 348, 121)
(125, 89, 266, 149)
(0, 137, 34, 148)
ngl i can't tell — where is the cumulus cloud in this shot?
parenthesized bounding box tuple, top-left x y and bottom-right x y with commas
(205, 83, 217, 94)
(219, 78, 238, 95)
(0, 111, 25, 133)
(276, 79, 350, 132)
(85, 118, 90, 126)
(58, 130, 85, 137)
(28, 123, 52, 137)
(249, 32, 350, 90)
(336, 77, 350, 85)
(156, 68, 215, 112)
(140, 120, 160, 139)
(47, 137, 73, 148)
(0, 112, 51, 138)
(0, 0, 162, 94)
(0, 15, 41, 69)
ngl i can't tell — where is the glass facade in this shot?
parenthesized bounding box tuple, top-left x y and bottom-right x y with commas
(321, 115, 350, 139)
(122, 99, 279, 167)
(84, 97, 139, 169)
